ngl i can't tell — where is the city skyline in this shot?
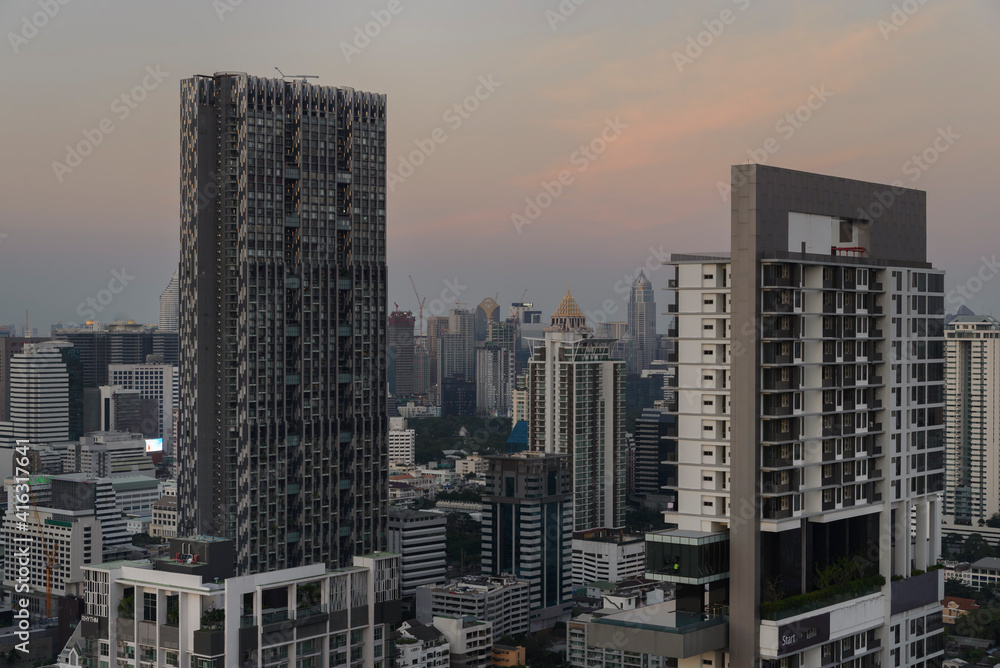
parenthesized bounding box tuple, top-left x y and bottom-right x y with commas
(2, 1, 999, 331)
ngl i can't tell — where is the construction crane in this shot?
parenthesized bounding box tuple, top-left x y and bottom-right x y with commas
(393, 302, 399, 312)
(408, 276, 426, 338)
(520, 288, 528, 303)
(274, 67, 319, 83)
(28, 487, 58, 619)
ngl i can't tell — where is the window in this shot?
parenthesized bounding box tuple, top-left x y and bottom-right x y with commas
(781, 394, 790, 407)
(142, 593, 156, 623)
(780, 419, 790, 433)
(781, 265, 791, 278)
(781, 368, 790, 381)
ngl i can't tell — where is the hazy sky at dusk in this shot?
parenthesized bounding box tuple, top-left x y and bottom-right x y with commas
(1, 0, 998, 333)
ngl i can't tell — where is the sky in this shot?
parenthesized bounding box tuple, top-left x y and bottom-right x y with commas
(1, 0, 998, 334)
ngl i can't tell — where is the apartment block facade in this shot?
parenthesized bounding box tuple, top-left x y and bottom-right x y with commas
(944, 315, 1000, 523)
(177, 73, 388, 574)
(587, 165, 946, 667)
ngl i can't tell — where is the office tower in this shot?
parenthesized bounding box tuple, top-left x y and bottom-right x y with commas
(0, 341, 71, 446)
(944, 315, 1000, 523)
(475, 296, 500, 342)
(594, 165, 944, 667)
(388, 310, 416, 397)
(596, 320, 628, 361)
(388, 416, 416, 465)
(159, 267, 180, 331)
(627, 271, 657, 374)
(427, 315, 449, 400)
(476, 341, 513, 417)
(2, 474, 130, 614)
(528, 290, 626, 532)
(633, 407, 677, 506)
(388, 508, 448, 597)
(441, 377, 476, 417)
(177, 72, 388, 575)
(414, 336, 430, 395)
(52, 324, 178, 387)
(109, 361, 178, 453)
(510, 301, 543, 374)
(438, 309, 475, 384)
(0, 336, 50, 423)
(481, 451, 573, 631)
(85, 386, 143, 434)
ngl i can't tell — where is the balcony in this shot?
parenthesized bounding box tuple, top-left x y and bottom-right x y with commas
(760, 575, 885, 621)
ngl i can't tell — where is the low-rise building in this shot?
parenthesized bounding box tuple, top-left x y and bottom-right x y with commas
(396, 619, 451, 668)
(492, 644, 527, 667)
(416, 576, 530, 641)
(433, 615, 493, 668)
(125, 512, 151, 535)
(149, 495, 178, 539)
(109, 474, 161, 514)
(969, 557, 1000, 590)
(572, 528, 646, 587)
(942, 596, 980, 624)
(455, 454, 488, 477)
(57, 536, 401, 668)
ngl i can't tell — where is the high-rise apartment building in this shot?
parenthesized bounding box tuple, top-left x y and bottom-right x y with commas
(587, 165, 945, 667)
(944, 315, 1000, 523)
(475, 297, 500, 342)
(389, 310, 416, 397)
(627, 271, 656, 374)
(177, 72, 388, 575)
(159, 267, 180, 332)
(476, 342, 513, 417)
(528, 291, 626, 531)
(481, 451, 573, 631)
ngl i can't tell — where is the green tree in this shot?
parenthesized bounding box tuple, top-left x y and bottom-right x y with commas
(943, 532, 965, 558)
(962, 533, 995, 562)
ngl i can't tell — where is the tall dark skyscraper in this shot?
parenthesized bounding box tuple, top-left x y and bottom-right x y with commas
(177, 72, 388, 575)
(388, 310, 416, 397)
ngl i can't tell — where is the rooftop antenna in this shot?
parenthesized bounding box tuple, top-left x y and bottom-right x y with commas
(275, 67, 319, 84)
